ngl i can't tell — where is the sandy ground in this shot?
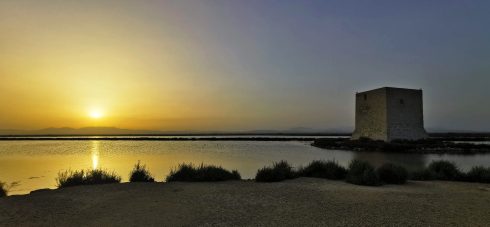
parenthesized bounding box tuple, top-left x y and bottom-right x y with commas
(0, 178, 489, 226)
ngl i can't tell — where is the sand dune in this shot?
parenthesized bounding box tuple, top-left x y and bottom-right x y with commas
(1, 178, 489, 226)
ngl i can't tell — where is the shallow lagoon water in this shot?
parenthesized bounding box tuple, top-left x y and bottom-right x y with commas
(1, 138, 489, 195)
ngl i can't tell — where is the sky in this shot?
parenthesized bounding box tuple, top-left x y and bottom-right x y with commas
(1, 0, 489, 132)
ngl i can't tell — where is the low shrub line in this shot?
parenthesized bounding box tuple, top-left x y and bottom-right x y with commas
(55, 162, 241, 189)
(410, 160, 490, 183)
(254, 160, 490, 186)
(2, 160, 485, 196)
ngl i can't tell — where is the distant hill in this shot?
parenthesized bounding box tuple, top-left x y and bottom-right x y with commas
(0, 127, 351, 136)
(0, 127, 162, 135)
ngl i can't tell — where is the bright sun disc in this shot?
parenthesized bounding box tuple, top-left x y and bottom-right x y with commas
(89, 110, 103, 119)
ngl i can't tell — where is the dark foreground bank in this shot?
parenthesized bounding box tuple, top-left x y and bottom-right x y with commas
(1, 178, 489, 226)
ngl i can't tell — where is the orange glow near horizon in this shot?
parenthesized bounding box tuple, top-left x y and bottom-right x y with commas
(0, 1, 353, 132)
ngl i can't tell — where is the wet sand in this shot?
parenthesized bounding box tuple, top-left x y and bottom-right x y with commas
(1, 178, 489, 226)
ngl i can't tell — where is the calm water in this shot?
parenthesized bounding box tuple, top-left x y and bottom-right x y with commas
(1, 139, 489, 195)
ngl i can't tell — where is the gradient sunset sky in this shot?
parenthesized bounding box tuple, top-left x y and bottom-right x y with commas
(1, 1, 489, 131)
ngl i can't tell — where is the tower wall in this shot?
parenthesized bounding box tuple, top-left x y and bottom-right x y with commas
(352, 87, 428, 142)
(386, 88, 427, 141)
(352, 88, 388, 141)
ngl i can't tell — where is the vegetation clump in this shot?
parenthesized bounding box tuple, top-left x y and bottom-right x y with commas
(409, 160, 489, 182)
(255, 161, 297, 182)
(0, 181, 6, 197)
(298, 160, 347, 180)
(346, 159, 381, 186)
(129, 161, 155, 182)
(427, 160, 462, 181)
(464, 166, 490, 183)
(377, 163, 408, 184)
(410, 169, 435, 181)
(57, 169, 121, 188)
(166, 163, 241, 182)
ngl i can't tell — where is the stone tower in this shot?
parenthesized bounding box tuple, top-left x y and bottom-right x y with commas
(351, 87, 428, 142)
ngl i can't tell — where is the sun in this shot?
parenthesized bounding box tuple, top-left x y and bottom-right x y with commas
(89, 110, 104, 119)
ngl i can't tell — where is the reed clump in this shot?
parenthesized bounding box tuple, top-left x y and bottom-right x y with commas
(298, 160, 347, 180)
(129, 161, 155, 182)
(410, 161, 490, 183)
(345, 159, 381, 186)
(57, 169, 121, 188)
(166, 163, 241, 182)
(255, 160, 297, 182)
(0, 181, 7, 197)
(427, 160, 463, 181)
(377, 163, 408, 184)
(465, 166, 490, 183)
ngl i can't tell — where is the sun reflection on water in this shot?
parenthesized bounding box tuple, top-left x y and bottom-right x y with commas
(91, 141, 100, 169)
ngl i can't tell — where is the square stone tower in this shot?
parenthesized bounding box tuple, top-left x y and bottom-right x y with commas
(351, 87, 428, 141)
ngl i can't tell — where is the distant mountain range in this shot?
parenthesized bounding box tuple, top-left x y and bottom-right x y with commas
(0, 127, 162, 135)
(0, 127, 351, 136)
(1, 126, 482, 136)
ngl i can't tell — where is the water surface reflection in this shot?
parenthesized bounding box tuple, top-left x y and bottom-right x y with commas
(91, 141, 100, 170)
(0, 140, 489, 195)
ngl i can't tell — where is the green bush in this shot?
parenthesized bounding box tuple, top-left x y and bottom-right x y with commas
(129, 161, 155, 182)
(255, 161, 297, 182)
(57, 169, 121, 188)
(166, 163, 241, 182)
(377, 163, 408, 184)
(427, 160, 462, 180)
(465, 166, 490, 183)
(410, 169, 435, 181)
(0, 181, 6, 197)
(298, 160, 347, 180)
(346, 159, 381, 186)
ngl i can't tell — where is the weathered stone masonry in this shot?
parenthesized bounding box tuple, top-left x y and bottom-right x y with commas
(351, 87, 428, 142)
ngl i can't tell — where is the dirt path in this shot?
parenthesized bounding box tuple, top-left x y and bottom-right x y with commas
(1, 178, 489, 226)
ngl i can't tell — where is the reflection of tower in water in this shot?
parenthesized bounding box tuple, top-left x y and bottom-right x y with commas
(353, 151, 427, 171)
(91, 141, 100, 170)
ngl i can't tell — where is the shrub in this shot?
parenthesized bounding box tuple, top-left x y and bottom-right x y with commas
(255, 161, 297, 182)
(0, 181, 6, 197)
(410, 169, 435, 181)
(346, 159, 381, 186)
(166, 163, 241, 182)
(465, 166, 490, 183)
(377, 163, 408, 184)
(129, 161, 155, 182)
(57, 169, 121, 188)
(298, 160, 347, 180)
(427, 160, 462, 180)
